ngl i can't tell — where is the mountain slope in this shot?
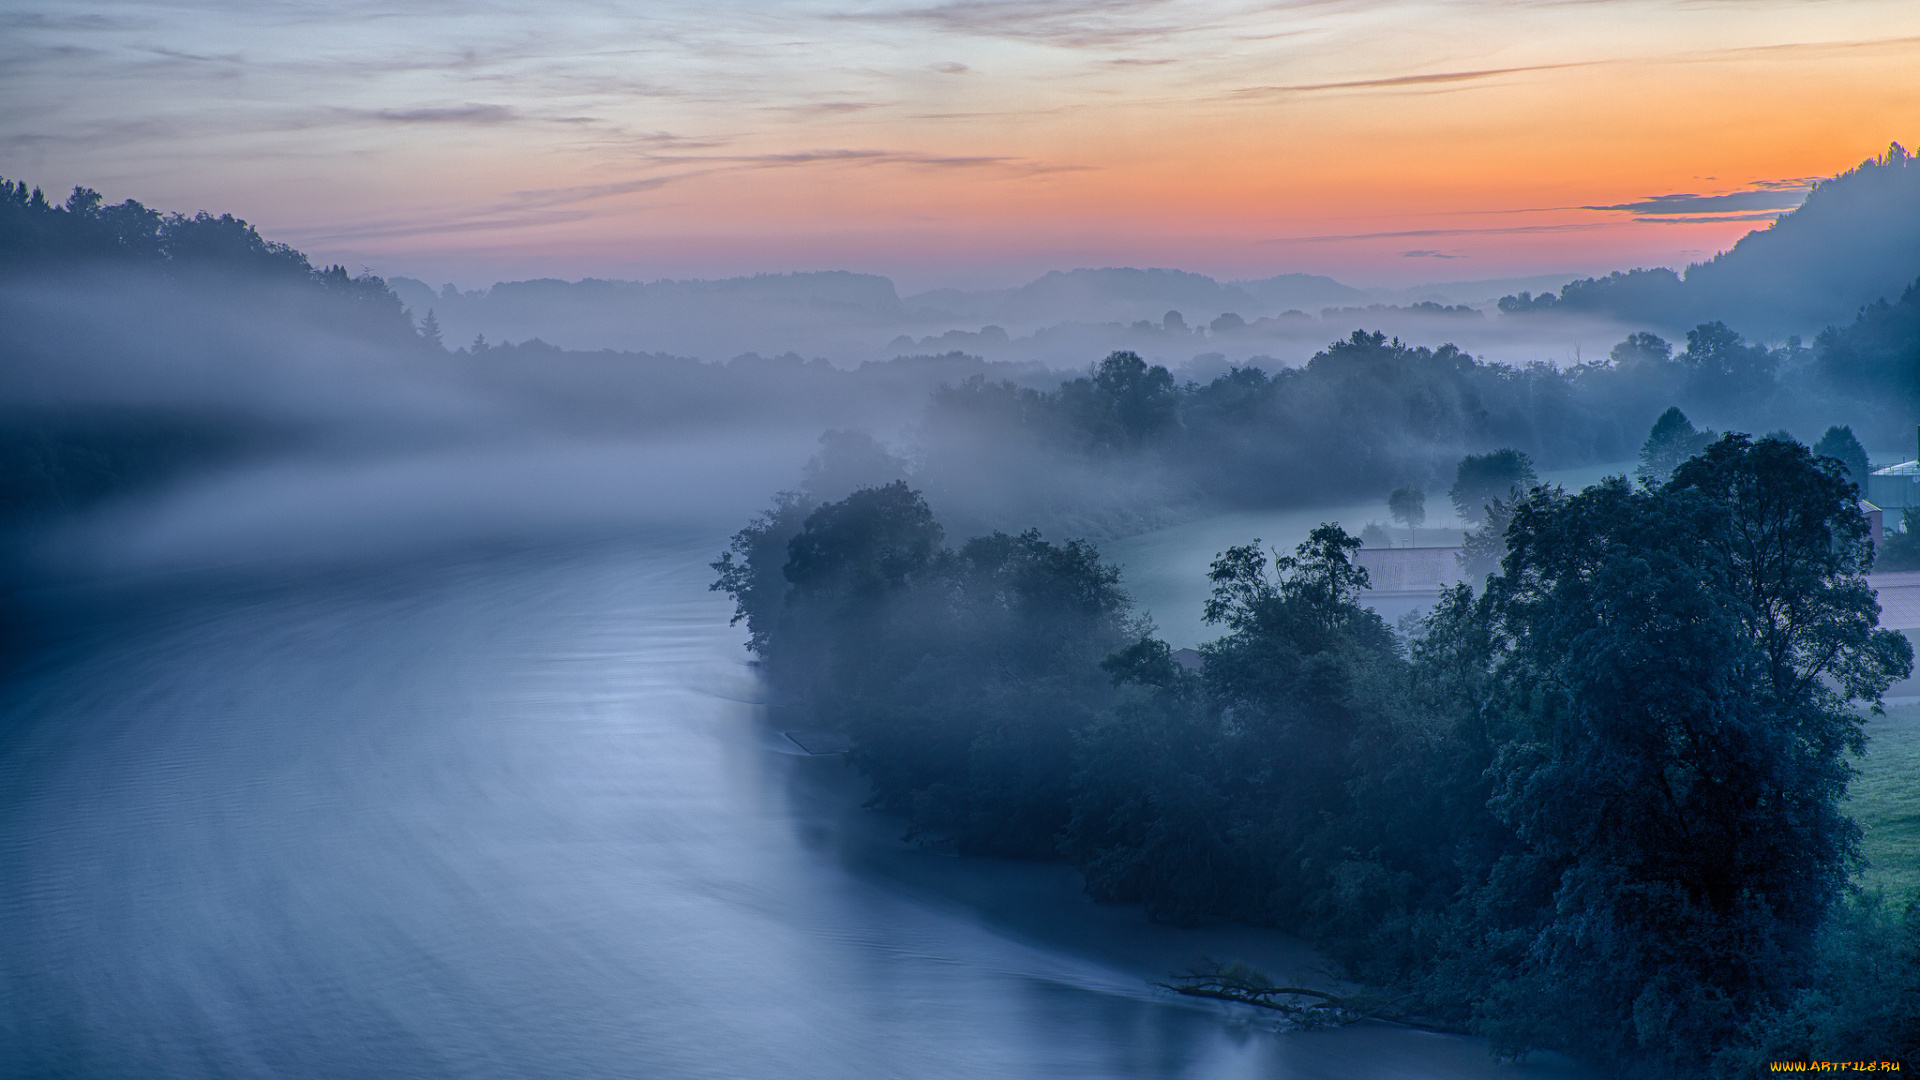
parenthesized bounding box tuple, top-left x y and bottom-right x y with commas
(1504, 144, 1920, 339)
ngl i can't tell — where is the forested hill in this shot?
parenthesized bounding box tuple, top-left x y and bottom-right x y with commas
(0, 178, 441, 527)
(0, 178, 421, 347)
(1499, 144, 1920, 338)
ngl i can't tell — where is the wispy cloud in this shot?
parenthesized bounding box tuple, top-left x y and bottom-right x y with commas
(1402, 249, 1462, 258)
(295, 141, 1070, 244)
(1269, 222, 1620, 244)
(502, 176, 689, 212)
(1584, 188, 1807, 217)
(362, 104, 518, 125)
(141, 46, 244, 65)
(1235, 62, 1591, 97)
(631, 148, 1028, 171)
(496, 148, 1055, 212)
(1628, 211, 1787, 225)
(279, 208, 605, 245)
(765, 101, 892, 115)
(835, 0, 1185, 49)
(0, 12, 127, 31)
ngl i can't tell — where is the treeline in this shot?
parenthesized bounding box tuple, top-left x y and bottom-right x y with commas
(0, 177, 421, 348)
(912, 298, 1916, 534)
(0, 180, 1059, 528)
(10, 172, 1916, 542)
(717, 434, 1918, 1075)
(1493, 143, 1920, 340)
(0, 179, 429, 528)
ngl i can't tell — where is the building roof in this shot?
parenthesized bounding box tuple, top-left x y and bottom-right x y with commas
(1872, 460, 1920, 477)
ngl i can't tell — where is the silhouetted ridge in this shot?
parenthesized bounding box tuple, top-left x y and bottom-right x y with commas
(1499, 143, 1920, 337)
(0, 176, 420, 346)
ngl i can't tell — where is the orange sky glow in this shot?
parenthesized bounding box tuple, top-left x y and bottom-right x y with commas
(4, 0, 1918, 289)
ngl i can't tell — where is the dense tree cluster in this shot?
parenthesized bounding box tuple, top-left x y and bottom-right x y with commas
(715, 481, 1137, 855)
(1, 176, 422, 347)
(0, 178, 446, 530)
(919, 336, 1619, 522)
(718, 433, 1915, 1076)
(1495, 144, 1920, 339)
(1818, 276, 1920, 406)
(914, 299, 1917, 539)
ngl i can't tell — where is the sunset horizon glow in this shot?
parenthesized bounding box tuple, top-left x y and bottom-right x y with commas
(5, 0, 1918, 292)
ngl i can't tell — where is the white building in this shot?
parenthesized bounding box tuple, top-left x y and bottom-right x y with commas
(1352, 545, 1466, 594)
(1870, 460, 1920, 512)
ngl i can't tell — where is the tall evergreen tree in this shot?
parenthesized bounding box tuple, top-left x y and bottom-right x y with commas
(1637, 406, 1712, 485)
(1811, 424, 1870, 491)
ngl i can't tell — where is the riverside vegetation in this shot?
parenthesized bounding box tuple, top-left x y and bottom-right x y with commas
(10, 169, 1920, 1068)
(715, 434, 1920, 1076)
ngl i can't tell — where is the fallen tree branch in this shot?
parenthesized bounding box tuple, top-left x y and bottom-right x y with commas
(1159, 960, 1453, 1033)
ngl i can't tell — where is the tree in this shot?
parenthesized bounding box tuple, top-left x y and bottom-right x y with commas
(1610, 331, 1674, 369)
(1637, 406, 1713, 485)
(1448, 449, 1537, 523)
(1457, 494, 1515, 581)
(1058, 350, 1177, 448)
(419, 308, 443, 349)
(782, 480, 943, 606)
(1068, 524, 1404, 925)
(709, 490, 816, 657)
(1458, 434, 1911, 1071)
(1388, 485, 1425, 545)
(1810, 425, 1870, 491)
(1814, 277, 1920, 403)
(716, 483, 1135, 859)
(800, 430, 908, 502)
(1682, 321, 1777, 405)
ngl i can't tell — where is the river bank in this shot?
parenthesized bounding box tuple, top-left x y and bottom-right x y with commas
(0, 532, 1610, 1078)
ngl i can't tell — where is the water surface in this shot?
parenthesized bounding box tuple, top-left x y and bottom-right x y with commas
(1, 534, 1590, 1078)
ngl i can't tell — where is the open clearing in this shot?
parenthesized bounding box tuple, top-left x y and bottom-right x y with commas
(1855, 703, 1920, 900)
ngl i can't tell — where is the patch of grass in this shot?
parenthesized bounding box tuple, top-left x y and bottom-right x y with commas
(1852, 704, 1920, 901)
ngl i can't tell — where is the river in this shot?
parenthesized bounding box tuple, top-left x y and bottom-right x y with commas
(0, 528, 1591, 1078)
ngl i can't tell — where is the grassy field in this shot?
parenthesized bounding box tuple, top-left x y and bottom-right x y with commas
(1853, 704, 1920, 901)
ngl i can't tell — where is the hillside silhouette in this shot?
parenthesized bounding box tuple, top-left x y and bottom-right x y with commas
(1500, 144, 1920, 338)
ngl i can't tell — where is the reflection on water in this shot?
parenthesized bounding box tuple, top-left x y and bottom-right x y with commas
(0, 535, 1590, 1078)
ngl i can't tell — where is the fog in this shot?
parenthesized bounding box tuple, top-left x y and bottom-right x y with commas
(4, 150, 1920, 1079)
(0, 255, 1646, 584)
(0, 251, 1617, 1079)
(388, 266, 1645, 373)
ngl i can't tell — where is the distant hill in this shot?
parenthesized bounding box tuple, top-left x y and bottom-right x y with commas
(1499, 144, 1920, 339)
(395, 266, 1343, 361)
(388, 271, 909, 357)
(993, 268, 1261, 326)
(1228, 272, 1369, 311)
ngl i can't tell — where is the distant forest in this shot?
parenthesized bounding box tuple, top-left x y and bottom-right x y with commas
(8, 156, 1920, 1073)
(6, 169, 1919, 541)
(1494, 144, 1920, 339)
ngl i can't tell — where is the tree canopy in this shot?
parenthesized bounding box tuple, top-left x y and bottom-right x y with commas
(1448, 449, 1536, 523)
(719, 430, 1913, 1076)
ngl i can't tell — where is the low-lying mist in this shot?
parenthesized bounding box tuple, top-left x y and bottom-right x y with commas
(6, 151, 1920, 597)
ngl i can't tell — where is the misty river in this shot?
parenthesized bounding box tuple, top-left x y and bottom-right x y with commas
(0, 529, 1592, 1079)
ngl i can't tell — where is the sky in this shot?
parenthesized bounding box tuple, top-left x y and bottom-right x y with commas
(3, 0, 1919, 291)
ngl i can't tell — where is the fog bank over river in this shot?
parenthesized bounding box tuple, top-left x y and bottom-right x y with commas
(1, 511, 1593, 1077)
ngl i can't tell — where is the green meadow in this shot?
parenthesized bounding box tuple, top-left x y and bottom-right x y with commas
(1855, 703, 1920, 901)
